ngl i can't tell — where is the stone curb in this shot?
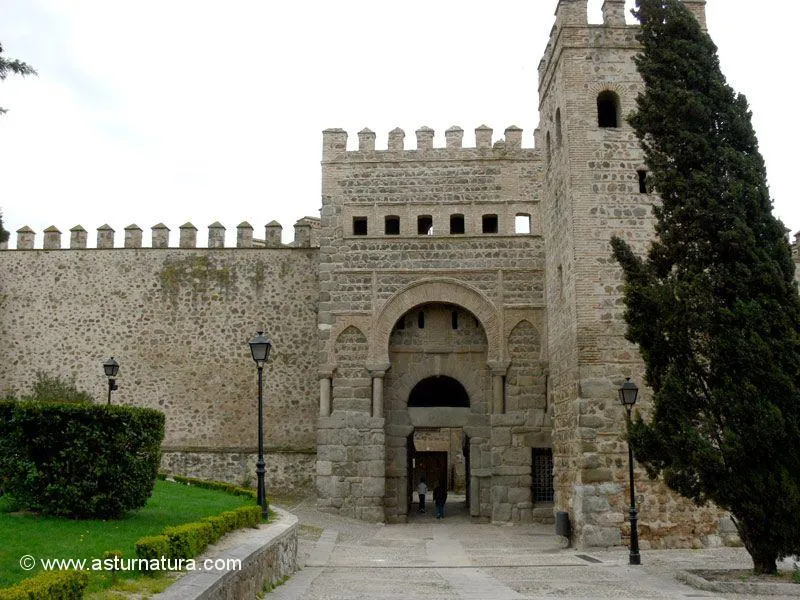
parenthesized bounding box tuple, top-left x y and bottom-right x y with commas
(676, 570, 800, 596)
(155, 507, 298, 600)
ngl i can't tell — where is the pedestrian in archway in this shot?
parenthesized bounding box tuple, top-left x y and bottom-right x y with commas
(418, 478, 427, 513)
(433, 482, 447, 519)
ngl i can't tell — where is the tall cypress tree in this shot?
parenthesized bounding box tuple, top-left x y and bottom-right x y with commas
(0, 211, 8, 245)
(611, 0, 800, 574)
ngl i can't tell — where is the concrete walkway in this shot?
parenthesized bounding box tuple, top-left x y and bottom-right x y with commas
(266, 497, 797, 600)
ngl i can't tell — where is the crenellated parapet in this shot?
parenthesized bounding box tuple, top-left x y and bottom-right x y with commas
(322, 125, 537, 161)
(4, 218, 321, 250)
(538, 0, 705, 98)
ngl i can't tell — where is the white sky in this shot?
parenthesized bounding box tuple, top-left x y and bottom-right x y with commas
(0, 1, 797, 248)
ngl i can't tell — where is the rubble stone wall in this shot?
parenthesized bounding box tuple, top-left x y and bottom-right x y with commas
(0, 247, 319, 494)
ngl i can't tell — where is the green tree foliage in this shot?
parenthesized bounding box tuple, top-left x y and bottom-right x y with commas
(2, 372, 93, 403)
(0, 210, 8, 245)
(29, 371, 93, 403)
(611, 0, 800, 575)
(0, 401, 165, 519)
(0, 41, 37, 115)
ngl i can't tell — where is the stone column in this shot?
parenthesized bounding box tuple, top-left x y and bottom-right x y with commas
(371, 371, 385, 419)
(492, 371, 505, 414)
(470, 475, 480, 517)
(319, 376, 332, 417)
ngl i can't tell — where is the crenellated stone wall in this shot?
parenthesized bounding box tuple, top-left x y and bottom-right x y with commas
(0, 246, 319, 494)
(0, 0, 763, 552)
(317, 125, 549, 524)
(8, 218, 320, 250)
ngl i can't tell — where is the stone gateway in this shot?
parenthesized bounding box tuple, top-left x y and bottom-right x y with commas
(0, 1, 791, 549)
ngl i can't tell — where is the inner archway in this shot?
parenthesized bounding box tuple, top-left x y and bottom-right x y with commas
(409, 376, 469, 408)
(383, 300, 489, 523)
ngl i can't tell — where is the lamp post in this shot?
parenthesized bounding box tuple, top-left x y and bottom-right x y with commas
(103, 357, 119, 405)
(619, 377, 641, 565)
(249, 331, 272, 519)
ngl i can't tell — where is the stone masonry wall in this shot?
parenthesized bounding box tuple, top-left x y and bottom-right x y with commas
(539, 0, 725, 548)
(0, 246, 319, 493)
(317, 127, 548, 523)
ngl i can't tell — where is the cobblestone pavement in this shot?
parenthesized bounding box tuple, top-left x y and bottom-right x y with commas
(267, 496, 798, 600)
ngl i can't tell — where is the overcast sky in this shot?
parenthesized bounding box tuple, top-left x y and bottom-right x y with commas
(0, 1, 797, 248)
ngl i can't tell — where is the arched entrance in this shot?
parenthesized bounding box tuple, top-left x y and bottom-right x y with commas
(409, 376, 469, 407)
(381, 300, 490, 523)
(406, 375, 471, 519)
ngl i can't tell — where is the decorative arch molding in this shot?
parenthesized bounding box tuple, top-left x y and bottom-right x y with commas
(587, 82, 627, 98)
(369, 278, 502, 368)
(324, 317, 371, 373)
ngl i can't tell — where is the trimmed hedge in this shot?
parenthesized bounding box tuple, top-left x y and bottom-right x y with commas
(0, 570, 88, 600)
(0, 401, 165, 519)
(135, 535, 170, 562)
(171, 475, 257, 499)
(135, 505, 262, 562)
(163, 522, 213, 559)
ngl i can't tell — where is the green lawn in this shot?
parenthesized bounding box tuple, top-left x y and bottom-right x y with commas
(0, 480, 254, 590)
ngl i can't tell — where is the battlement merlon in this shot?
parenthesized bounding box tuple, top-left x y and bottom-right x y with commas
(321, 126, 538, 162)
(538, 0, 706, 91)
(4, 219, 321, 250)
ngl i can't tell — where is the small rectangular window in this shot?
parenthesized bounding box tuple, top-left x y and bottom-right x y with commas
(417, 215, 433, 235)
(451, 310, 459, 330)
(353, 217, 368, 236)
(417, 311, 425, 329)
(395, 316, 405, 330)
(638, 170, 648, 194)
(385, 216, 400, 235)
(482, 214, 498, 234)
(515, 214, 531, 234)
(450, 214, 465, 235)
(532, 448, 555, 503)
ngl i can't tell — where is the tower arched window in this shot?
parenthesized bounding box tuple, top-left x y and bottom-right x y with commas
(597, 91, 620, 128)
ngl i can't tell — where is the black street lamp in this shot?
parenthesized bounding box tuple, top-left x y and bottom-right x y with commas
(249, 331, 272, 519)
(103, 357, 119, 405)
(619, 377, 641, 565)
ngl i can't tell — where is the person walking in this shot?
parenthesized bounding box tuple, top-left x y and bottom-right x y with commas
(433, 483, 447, 519)
(417, 478, 427, 513)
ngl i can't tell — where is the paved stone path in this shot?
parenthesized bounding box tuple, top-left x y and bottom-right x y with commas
(267, 497, 797, 600)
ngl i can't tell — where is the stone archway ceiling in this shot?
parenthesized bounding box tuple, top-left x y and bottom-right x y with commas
(408, 375, 470, 408)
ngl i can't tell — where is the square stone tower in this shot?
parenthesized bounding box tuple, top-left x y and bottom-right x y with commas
(538, 0, 722, 547)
